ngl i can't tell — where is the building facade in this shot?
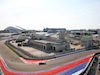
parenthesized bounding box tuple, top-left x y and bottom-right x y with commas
(28, 32, 70, 51)
(43, 28, 66, 32)
(81, 36, 93, 48)
(28, 40, 67, 51)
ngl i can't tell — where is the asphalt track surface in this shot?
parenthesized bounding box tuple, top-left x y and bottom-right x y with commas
(0, 40, 100, 72)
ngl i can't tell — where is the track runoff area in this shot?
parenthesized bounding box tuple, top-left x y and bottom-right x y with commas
(0, 51, 94, 75)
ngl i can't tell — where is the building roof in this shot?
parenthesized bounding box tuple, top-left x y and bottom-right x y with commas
(50, 34, 59, 38)
(92, 34, 100, 36)
(81, 36, 93, 40)
(32, 40, 63, 45)
(16, 36, 31, 40)
(83, 35, 91, 38)
(36, 32, 52, 36)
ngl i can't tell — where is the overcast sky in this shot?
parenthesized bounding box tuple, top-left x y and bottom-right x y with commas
(0, 0, 100, 30)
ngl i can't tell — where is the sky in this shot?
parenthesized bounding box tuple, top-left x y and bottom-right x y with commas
(0, 0, 100, 30)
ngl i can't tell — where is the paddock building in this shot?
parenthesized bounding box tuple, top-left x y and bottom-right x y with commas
(28, 40, 68, 51)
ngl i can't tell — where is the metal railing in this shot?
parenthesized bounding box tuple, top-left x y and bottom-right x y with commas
(80, 52, 100, 75)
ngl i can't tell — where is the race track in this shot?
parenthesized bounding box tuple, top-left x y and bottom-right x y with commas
(0, 40, 100, 75)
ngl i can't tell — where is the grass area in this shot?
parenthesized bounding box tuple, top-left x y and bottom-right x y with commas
(4, 42, 21, 57)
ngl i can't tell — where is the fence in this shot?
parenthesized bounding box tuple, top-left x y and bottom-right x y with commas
(80, 52, 100, 75)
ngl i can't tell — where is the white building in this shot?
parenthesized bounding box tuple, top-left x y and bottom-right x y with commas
(28, 40, 67, 51)
(97, 29, 100, 34)
(92, 34, 100, 41)
(29, 32, 70, 51)
(81, 36, 93, 48)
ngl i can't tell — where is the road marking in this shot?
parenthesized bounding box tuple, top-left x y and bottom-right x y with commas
(71, 69, 83, 75)
(0, 54, 94, 75)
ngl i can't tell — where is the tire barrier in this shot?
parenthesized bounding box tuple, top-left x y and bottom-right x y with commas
(0, 54, 93, 75)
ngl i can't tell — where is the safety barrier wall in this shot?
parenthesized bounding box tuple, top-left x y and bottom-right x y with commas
(80, 52, 100, 75)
